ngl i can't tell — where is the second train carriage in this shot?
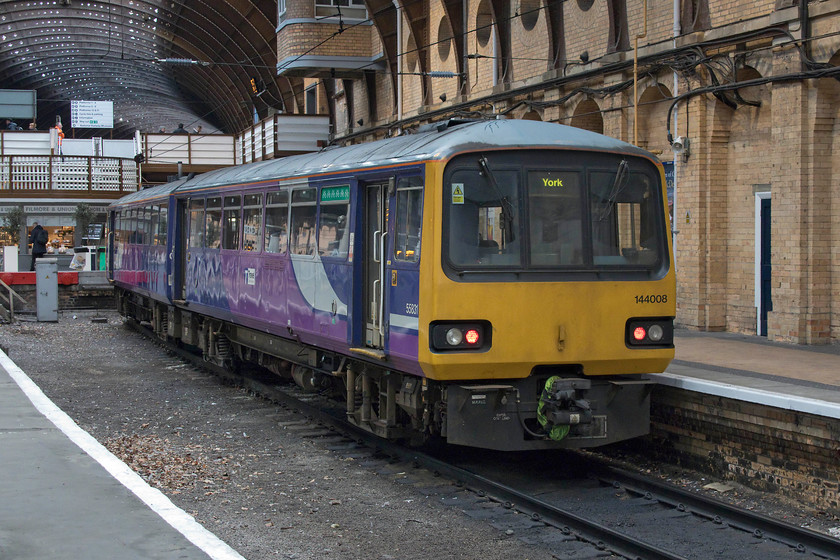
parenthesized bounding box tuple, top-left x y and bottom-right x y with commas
(109, 119, 676, 451)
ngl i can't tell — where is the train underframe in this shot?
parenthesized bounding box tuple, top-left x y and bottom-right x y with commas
(117, 288, 654, 451)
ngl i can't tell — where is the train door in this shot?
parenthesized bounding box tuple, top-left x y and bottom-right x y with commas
(107, 210, 115, 280)
(175, 198, 189, 301)
(363, 181, 390, 349)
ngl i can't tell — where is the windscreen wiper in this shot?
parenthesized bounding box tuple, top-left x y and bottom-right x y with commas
(597, 159, 629, 222)
(477, 156, 515, 242)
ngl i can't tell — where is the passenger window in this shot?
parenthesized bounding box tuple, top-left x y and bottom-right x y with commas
(222, 195, 241, 250)
(264, 190, 288, 254)
(205, 197, 222, 249)
(188, 199, 204, 249)
(156, 204, 168, 246)
(394, 177, 423, 262)
(149, 206, 159, 246)
(318, 185, 350, 259)
(290, 188, 317, 255)
(243, 194, 263, 252)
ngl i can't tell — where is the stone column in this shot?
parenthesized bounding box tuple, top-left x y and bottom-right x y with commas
(767, 45, 829, 343)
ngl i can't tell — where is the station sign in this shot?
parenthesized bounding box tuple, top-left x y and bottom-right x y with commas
(71, 100, 114, 129)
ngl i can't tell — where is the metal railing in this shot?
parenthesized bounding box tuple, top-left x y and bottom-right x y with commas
(0, 278, 26, 322)
(0, 155, 139, 194)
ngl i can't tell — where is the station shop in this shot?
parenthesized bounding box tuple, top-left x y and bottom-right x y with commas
(0, 203, 109, 267)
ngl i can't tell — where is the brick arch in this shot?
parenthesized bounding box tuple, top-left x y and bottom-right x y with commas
(636, 82, 673, 152)
(522, 109, 542, 120)
(570, 98, 603, 134)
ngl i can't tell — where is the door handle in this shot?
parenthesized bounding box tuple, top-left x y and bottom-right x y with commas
(379, 232, 387, 337)
(373, 230, 381, 263)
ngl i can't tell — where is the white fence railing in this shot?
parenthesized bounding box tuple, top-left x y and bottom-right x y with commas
(0, 114, 331, 190)
(0, 155, 138, 193)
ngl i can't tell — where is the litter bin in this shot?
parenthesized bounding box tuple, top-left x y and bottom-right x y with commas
(71, 246, 94, 271)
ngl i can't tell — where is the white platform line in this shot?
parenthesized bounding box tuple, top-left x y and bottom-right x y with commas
(0, 349, 247, 560)
(650, 372, 840, 420)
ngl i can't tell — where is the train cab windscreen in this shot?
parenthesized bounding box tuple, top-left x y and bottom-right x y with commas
(443, 151, 668, 279)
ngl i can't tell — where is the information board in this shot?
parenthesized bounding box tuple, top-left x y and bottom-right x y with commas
(85, 223, 104, 240)
(71, 100, 114, 128)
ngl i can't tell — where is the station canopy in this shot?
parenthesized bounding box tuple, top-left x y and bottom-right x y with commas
(0, 0, 288, 138)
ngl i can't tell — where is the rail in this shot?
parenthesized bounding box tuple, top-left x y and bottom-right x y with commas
(0, 155, 139, 194)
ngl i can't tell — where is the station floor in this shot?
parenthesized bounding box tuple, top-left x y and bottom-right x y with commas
(0, 328, 838, 559)
(656, 330, 840, 418)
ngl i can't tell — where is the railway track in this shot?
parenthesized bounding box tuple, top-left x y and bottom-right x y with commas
(128, 319, 840, 560)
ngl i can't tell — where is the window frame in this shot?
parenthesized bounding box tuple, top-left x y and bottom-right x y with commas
(222, 194, 242, 251)
(317, 184, 351, 260)
(289, 187, 318, 256)
(393, 176, 423, 263)
(441, 150, 669, 281)
(188, 198, 205, 250)
(264, 188, 290, 255)
(242, 193, 263, 253)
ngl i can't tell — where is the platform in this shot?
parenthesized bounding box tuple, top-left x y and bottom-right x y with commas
(0, 350, 245, 560)
(655, 330, 840, 418)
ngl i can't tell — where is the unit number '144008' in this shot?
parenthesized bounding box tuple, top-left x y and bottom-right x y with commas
(635, 294, 667, 304)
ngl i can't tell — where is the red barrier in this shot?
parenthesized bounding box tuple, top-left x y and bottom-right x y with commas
(0, 272, 79, 286)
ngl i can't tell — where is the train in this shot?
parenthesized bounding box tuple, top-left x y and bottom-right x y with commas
(108, 118, 675, 451)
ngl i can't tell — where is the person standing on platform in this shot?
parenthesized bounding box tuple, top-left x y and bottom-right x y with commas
(173, 123, 188, 134)
(53, 122, 64, 155)
(29, 222, 48, 271)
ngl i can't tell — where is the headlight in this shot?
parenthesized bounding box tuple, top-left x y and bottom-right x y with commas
(445, 328, 463, 346)
(431, 321, 491, 352)
(648, 324, 664, 342)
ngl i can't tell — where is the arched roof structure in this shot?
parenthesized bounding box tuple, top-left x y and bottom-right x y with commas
(0, 0, 292, 138)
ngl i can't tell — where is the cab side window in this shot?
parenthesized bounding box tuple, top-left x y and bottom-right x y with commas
(394, 177, 423, 262)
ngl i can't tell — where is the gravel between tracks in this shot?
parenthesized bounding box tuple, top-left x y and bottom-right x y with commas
(2, 310, 838, 559)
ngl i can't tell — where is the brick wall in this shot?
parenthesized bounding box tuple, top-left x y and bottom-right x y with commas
(3, 284, 115, 316)
(634, 386, 840, 515)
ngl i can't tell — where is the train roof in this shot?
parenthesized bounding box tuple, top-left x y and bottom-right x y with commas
(111, 119, 655, 208)
(108, 178, 187, 208)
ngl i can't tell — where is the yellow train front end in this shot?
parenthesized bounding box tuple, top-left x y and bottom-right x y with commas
(417, 146, 675, 450)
